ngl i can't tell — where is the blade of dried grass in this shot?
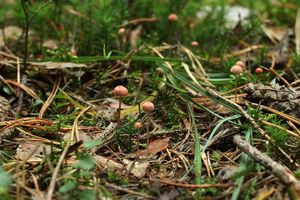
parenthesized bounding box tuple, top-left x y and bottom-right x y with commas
(39, 75, 61, 118)
(295, 8, 300, 54)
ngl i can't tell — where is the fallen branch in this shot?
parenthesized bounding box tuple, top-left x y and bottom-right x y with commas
(233, 134, 300, 196)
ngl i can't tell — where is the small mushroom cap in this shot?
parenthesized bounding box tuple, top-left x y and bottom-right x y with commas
(142, 101, 155, 112)
(235, 61, 245, 68)
(191, 41, 199, 47)
(118, 27, 126, 35)
(230, 65, 243, 75)
(168, 13, 178, 22)
(134, 121, 143, 129)
(113, 85, 128, 96)
(255, 67, 263, 74)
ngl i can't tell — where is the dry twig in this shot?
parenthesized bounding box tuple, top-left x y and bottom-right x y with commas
(233, 134, 300, 197)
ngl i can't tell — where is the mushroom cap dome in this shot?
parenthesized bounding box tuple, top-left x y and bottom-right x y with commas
(113, 85, 128, 96)
(230, 65, 243, 75)
(142, 101, 155, 112)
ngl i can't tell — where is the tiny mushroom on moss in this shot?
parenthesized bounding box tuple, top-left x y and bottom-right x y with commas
(118, 27, 126, 35)
(191, 41, 199, 47)
(235, 60, 245, 68)
(255, 67, 263, 74)
(134, 121, 143, 129)
(230, 65, 243, 75)
(230, 65, 243, 101)
(113, 85, 128, 125)
(142, 101, 155, 153)
(113, 85, 128, 97)
(142, 101, 155, 112)
(134, 121, 143, 153)
(168, 13, 178, 22)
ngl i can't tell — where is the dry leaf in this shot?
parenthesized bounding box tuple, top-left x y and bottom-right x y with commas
(262, 25, 288, 44)
(137, 137, 170, 157)
(29, 62, 87, 69)
(16, 141, 51, 161)
(124, 159, 149, 178)
(104, 98, 131, 109)
(0, 26, 22, 46)
(94, 155, 123, 171)
(42, 39, 58, 49)
(254, 187, 275, 200)
(216, 165, 239, 182)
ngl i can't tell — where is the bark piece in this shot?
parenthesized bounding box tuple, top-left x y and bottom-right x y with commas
(244, 83, 300, 118)
(0, 96, 14, 142)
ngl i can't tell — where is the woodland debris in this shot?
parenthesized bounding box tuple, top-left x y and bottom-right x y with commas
(244, 83, 300, 118)
(233, 134, 300, 196)
(0, 96, 15, 142)
(16, 141, 52, 161)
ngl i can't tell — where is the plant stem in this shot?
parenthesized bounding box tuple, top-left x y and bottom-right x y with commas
(21, 0, 29, 70)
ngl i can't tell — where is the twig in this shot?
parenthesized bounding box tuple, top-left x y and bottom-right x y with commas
(46, 143, 70, 200)
(105, 182, 155, 199)
(156, 179, 235, 189)
(260, 66, 292, 88)
(205, 88, 299, 167)
(121, 17, 158, 27)
(233, 134, 300, 196)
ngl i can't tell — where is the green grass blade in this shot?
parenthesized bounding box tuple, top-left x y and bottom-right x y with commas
(187, 103, 202, 199)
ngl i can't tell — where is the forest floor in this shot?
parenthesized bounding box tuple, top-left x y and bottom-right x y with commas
(1, 0, 300, 200)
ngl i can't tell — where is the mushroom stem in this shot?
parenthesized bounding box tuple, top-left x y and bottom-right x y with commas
(136, 129, 140, 152)
(146, 117, 150, 152)
(117, 96, 122, 126)
(235, 75, 238, 102)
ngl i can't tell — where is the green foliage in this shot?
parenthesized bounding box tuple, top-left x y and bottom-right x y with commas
(0, 167, 12, 199)
(83, 140, 102, 150)
(116, 116, 137, 152)
(72, 154, 95, 170)
(107, 170, 128, 185)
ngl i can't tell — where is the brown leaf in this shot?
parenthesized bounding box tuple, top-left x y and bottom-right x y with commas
(124, 159, 149, 178)
(16, 141, 51, 161)
(137, 137, 170, 157)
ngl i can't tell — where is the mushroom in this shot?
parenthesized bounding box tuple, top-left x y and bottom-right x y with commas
(230, 64, 243, 101)
(142, 101, 155, 152)
(235, 60, 245, 68)
(118, 27, 126, 47)
(113, 85, 128, 125)
(168, 13, 178, 22)
(134, 121, 143, 153)
(191, 41, 199, 47)
(255, 67, 263, 74)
